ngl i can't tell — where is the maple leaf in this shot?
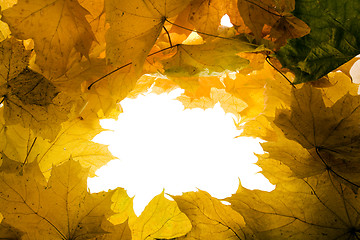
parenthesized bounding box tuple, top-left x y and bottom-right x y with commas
(0, 113, 114, 177)
(0, 38, 71, 140)
(105, 0, 192, 72)
(228, 174, 360, 239)
(2, 0, 95, 78)
(131, 191, 191, 240)
(163, 36, 264, 78)
(223, 66, 268, 123)
(177, 88, 247, 120)
(187, 0, 231, 37)
(108, 188, 137, 226)
(273, 84, 360, 188)
(92, 219, 132, 240)
(0, 158, 115, 240)
(255, 153, 295, 185)
(0, 38, 30, 84)
(3, 0, 360, 238)
(86, 66, 137, 119)
(172, 190, 255, 239)
(237, 0, 309, 45)
(79, 0, 107, 54)
(276, 0, 360, 83)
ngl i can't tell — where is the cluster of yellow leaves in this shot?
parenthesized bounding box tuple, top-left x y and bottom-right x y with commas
(1, 0, 360, 239)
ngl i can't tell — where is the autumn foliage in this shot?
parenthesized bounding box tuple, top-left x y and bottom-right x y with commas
(0, 0, 360, 239)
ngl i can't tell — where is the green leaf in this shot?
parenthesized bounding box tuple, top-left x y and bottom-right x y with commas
(163, 36, 264, 77)
(276, 0, 360, 83)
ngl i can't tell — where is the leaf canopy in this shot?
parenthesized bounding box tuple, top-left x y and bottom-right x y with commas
(0, 0, 360, 239)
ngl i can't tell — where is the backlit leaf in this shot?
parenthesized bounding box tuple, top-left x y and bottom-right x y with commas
(0, 113, 114, 177)
(228, 175, 360, 239)
(274, 84, 360, 188)
(0, 158, 114, 239)
(172, 190, 255, 239)
(105, 0, 192, 71)
(131, 191, 191, 240)
(188, 0, 229, 37)
(2, 0, 95, 78)
(237, 0, 309, 45)
(163, 36, 263, 77)
(276, 0, 360, 83)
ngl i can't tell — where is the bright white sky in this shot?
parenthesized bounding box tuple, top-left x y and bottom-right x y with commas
(88, 89, 274, 216)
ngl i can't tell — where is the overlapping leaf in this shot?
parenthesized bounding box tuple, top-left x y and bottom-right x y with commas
(0, 38, 71, 140)
(2, 0, 95, 78)
(272, 84, 360, 188)
(1, 0, 360, 239)
(0, 113, 114, 177)
(172, 190, 255, 239)
(131, 191, 192, 240)
(237, 0, 309, 46)
(276, 0, 360, 83)
(228, 174, 360, 239)
(0, 158, 115, 239)
(163, 36, 264, 77)
(187, 0, 234, 37)
(105, 0, 192, 72)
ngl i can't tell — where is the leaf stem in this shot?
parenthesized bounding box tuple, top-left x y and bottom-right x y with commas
(23, 137, 37, 165)
(163, 26, 172, 47)
(87, 44, 180, 90)
(266, 56, 296, 88)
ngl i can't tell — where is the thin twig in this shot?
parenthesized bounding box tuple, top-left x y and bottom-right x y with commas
(266, 56, 296, 88)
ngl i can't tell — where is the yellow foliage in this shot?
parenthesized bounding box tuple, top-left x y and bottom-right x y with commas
(0, 0, 360, 239)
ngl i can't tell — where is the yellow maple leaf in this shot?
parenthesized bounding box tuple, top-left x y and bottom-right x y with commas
(188, 0, 229, 37)
(79, 0, 107, 54)
(256, 153, 295, 185)
(273, 84, 360, 189)
(131, 191, 191, 240)
(108, 188, 138, 226)
(0, 38, 30, 83)
(0, 38, 72, 140)
(228, 174, 360, 239)
(172, 190, 255, 239)
(105, 0, 192, 72)
(238, 0, 309, 46)
(0, 112, 114, 177)
(94, 219, 132, 240)
(85, 65, 137, 119)
(163, 37, 263, 78)
(2, 0, 95, 78)
(0, 158, 115, 239)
